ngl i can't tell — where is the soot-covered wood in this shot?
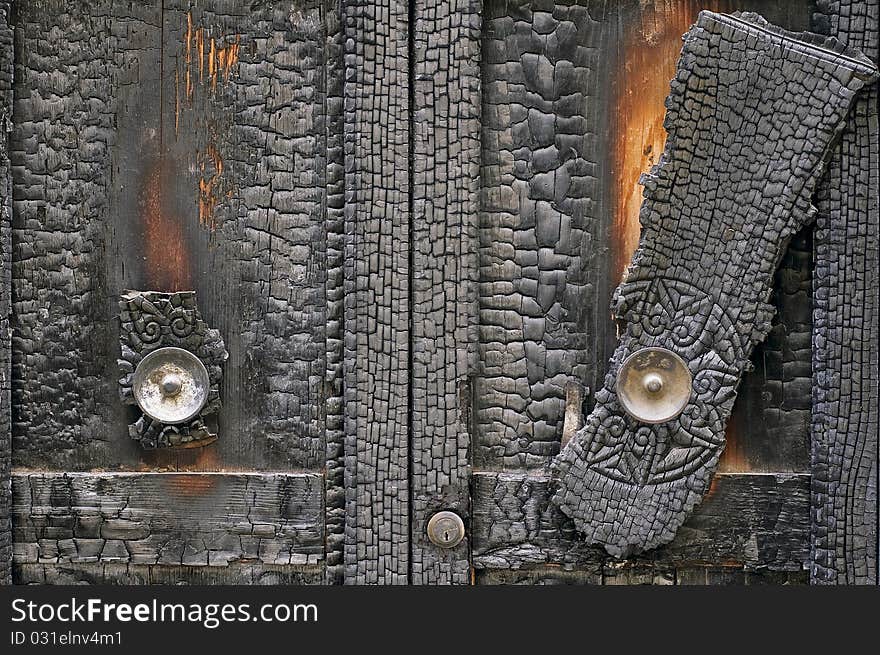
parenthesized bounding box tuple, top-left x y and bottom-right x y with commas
(410, 0, 481, 585)
(342, 0, 411, 584)
(10, 0, 334, 472)
(474, 472, 809, 572)
(15, 562, 323, 585)
(11, 473, 323, 571)
(552, 12, 878, 558)
(0, 0, 11, 587)
(810, 0, 880, 585)
(477, 0, 605, 469)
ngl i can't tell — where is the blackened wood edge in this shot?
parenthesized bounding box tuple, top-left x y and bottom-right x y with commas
(473, 472, 810, 573)
(410, 0, 481, 584)
(0, 0, 11, 587)
(810, 0, 880, 585)
(11, 472, 323, 576)
(342, 0, 411, 584)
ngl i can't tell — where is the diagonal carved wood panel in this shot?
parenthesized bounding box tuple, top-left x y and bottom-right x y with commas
(552, 11, 878, 558)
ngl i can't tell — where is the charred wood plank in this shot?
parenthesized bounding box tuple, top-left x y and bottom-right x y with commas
(473, 471, 810, 572)
(552, 11, 878, 557)
(14, 563, 323, 585)
(342, 0, 411, 584)
(475, 565, 808, 585)
(810, 0, 880, 585)
(410, 0, 481, 584)
(11, 473, 323, 570)
(10, 0, 335, 472)
(10, 0, 150, 470)
(0, 0, 11, 587)
(324, 0, 346, 586)
(476, 0, 607, 470)
(157, 0, 333, 470)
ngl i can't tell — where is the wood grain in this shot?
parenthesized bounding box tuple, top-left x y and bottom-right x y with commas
(11, 473, 323, 571)
(473, 472, 810, 572)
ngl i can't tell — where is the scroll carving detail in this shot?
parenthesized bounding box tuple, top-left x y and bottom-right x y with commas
(118, 291, 227, 449)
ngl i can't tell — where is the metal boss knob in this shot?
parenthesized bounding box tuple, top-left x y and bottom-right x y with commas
(616, 347, 692, 424)
(160, 373, 183, 397)
(132, 347, 210, 424)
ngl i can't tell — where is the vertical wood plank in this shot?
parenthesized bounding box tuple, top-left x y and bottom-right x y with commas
(411, 0, 481, 584)
(342, 0, 411, 584)
(811, 0, 880, 585)
(324, 0, 346, 586)
(10, 0, 159, 471)
(0, 0, 12, 586)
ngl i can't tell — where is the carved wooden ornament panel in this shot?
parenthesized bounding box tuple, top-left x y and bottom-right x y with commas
(552, 11, 878, 558)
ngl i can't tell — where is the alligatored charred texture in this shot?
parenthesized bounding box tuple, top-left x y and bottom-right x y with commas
(9, 0, 334, 472)
(473, 471, 809, 574)
(1, 0, 877, 587)
(0, 0, 12, 586)
(410, 0, 481, 584)
(552, 12, 878, 558)
(477, 0, 603, 469)
(810, 0, 880, 585)
(342, 0, 411, 584)
(11, 473, 323, 571)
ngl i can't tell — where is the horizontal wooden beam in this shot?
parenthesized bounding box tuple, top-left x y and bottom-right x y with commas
(15, 562, 323, 585)
(472, 472, 809, 571)
(11, 472, 323, 569)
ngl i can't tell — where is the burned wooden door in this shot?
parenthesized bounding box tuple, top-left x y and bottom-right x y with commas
(0, 0, 877, 586)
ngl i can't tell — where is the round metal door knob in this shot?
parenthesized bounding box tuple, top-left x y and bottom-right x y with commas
(132, 347, 210, 424)
(616, 347, 692, 424)
(426, 511, 465, 548)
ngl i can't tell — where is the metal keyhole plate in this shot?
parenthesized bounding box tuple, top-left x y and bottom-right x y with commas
(426, 511, 465, 549)
(616, 347, 692, 424)
(132, 347, 210, 424)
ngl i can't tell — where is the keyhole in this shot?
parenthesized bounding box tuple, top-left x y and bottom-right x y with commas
(427, 511, 464, 548)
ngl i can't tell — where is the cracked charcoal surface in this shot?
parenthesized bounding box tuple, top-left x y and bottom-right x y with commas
(160, 0, 330, 470)
(477, 0, 603, 469)
(15, 562, 323, 585)
(810, 0, 880, 585)
(472, 472, 809, 573)
(10, 0, 120, 469)
(11, 473, 323, 571)
(342, 0, 411, 584)
(410, 0, 480, 584)
(724, 226, 812, 472)
(10, 0, 333, 471)
(552, 11, 878, 558)
(0, 0, 11, 586)
(323, 0, 345, 586)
